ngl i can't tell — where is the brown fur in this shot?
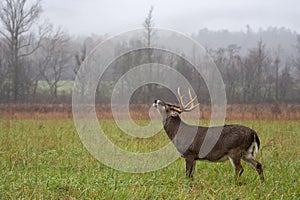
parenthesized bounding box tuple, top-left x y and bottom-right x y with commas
(153, 99, 264, 182)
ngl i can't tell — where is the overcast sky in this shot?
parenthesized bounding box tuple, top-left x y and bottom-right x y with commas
(39, 0, 300, 36)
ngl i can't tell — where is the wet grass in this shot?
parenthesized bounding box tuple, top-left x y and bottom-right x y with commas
(0, 119, 299, 199)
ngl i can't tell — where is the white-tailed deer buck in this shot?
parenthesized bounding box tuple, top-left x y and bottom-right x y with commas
(153, 88, 264, 182)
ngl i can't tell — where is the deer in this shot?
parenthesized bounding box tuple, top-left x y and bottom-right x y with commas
(153, 88, 264, 183)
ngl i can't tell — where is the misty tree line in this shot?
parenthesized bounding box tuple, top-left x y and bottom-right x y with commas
(107, 38, 300, 104)
(0, 0, 300, 104)
(208, 40, 299, 103)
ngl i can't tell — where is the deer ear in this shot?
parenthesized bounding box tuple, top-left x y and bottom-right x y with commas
(170, 111, 179, 117)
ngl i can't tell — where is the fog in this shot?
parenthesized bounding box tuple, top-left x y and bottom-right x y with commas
(40, 0, 300, 35)
(1, 0, 300, 104)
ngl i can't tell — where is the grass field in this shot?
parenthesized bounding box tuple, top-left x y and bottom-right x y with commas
(0, 119, 299, 199)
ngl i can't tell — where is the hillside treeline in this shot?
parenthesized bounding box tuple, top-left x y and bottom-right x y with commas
(1, 0, 300, 104)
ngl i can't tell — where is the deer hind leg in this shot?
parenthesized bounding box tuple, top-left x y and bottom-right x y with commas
(242, 155, 264, 183)
(228, 155, 244, 184)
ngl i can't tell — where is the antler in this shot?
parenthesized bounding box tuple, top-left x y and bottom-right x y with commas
(177, 87, 200, 112)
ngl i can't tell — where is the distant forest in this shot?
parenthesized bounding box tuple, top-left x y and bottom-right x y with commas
(1, 1, 300, 104)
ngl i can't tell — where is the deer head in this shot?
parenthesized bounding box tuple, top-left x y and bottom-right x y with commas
(153, 87, 199, 118)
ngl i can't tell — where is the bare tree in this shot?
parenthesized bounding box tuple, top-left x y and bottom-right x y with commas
(75, 44, 87, 74)
(274, 53, 280, 101)
(0, 40, 9, 100)
(143, 6, 155, 48)
(142, 6, 156, 103)
(295, 35, 300, 78)
(73, 38, 96, 99)
(278, 64, 293, 101)
(242, 40, 271, 103)
(211, 45, 242, 103)
(0, 0, 43, 101)
(37, 27, 71, 101)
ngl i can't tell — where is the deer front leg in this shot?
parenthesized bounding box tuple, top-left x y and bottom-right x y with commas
(228, 155, 244, 184)
(185, 157, 196, 178)
(190, 160, 196, 177)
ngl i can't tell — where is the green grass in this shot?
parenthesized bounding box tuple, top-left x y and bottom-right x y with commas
(0, 119, 299, 199)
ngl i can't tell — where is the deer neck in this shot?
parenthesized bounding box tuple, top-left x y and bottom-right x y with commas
(163, 116, 181, 140)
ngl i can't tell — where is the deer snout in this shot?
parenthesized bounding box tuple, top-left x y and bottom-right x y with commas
(153, 99, 159, 108)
